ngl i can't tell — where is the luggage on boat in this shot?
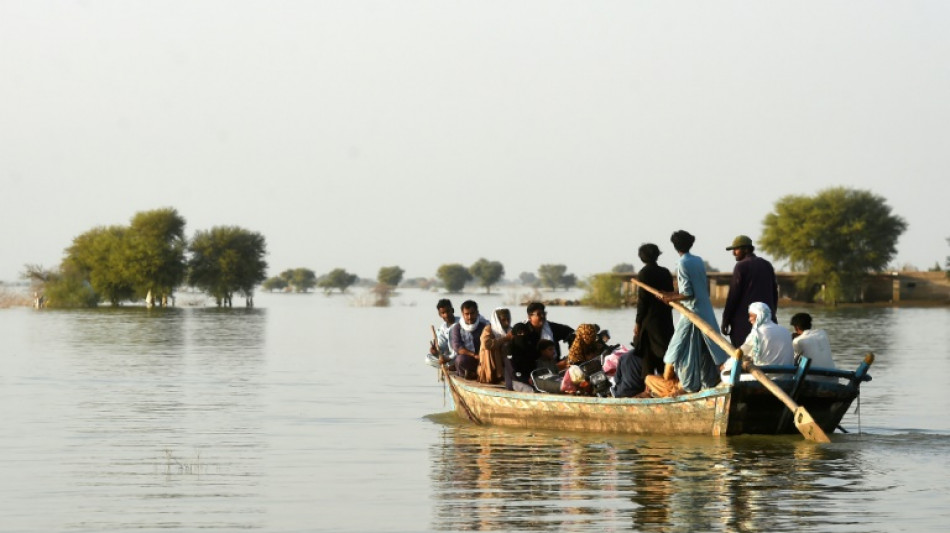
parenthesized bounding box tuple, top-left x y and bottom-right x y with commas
(531, 356, 611, 397)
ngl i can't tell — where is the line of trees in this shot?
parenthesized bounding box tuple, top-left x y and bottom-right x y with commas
(261, 265, 406, 295)
(433, 260, 578, 293)
(435, 258, 507, 293)
(30, 188, 907, 308)
(25, 208, 268, 308)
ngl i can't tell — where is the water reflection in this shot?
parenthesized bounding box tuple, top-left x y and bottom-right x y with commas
(430, 425, 867, 532)
(55, 307, 268, 530)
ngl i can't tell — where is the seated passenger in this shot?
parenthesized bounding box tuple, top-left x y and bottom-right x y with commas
(449, 300, 489, 379)
(427, 299, 459, 366)
(478, 307, 512, 384)
(523, 302, 575, 363)
(567, 323, 603, 365)
(611, 348, 647, 398)
(740, 302, 794, 366)
(505, 323, 536, 392)
(535, 339, 559, 373)
(791, 312, 837, 382)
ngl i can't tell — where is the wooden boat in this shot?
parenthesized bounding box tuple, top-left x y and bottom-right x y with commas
(441, 354, 874, 437)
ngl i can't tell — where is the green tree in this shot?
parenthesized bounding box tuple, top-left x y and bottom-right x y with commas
(187, 226, 268, 307)
(261, 276, 288, 292)
(760, 187, 907, 303)
(436, 263, 473, 293)
(63, 225, 135, 306)
(561, 273, 578, 290)
(377, 266, 405, 288)
(537, 264, 566, 290)
(581, 273, 623, 308)
(612, 263, 635, 273)
(538, 264, 576, 291)
(318, 268, 359, 293)
(519, 272, 538, 287)
(469, 258, 504, 294)
(289, 268, 317, 292)
(36, 263, 99, 308)
(127, 208, 187, 306)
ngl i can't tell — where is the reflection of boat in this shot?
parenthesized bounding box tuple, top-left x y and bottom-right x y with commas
(442, 355, 874, 436)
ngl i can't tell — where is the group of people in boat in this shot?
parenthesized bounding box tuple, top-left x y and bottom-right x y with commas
(428, 230, 837, 398)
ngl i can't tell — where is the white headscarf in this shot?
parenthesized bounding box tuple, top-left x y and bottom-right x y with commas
(489, 307, 511, 339)
(748, 302, 772, 357)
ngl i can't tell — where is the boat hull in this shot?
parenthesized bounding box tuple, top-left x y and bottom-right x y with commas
(446, 376, 858, 437)
(449, 378, 732, 436)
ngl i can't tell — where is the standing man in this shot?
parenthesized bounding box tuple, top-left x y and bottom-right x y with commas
(721, 235, 778, 348)
(633, 243, 675, 379)
(644, 230, 728, 397)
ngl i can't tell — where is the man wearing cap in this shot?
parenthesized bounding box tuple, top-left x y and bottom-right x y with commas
(721, 235, 778, 348)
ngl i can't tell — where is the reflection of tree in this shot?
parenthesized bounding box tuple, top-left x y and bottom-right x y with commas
(429, 427, 865, 532)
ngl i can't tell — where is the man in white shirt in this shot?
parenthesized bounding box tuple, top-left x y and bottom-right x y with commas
(791, 313, 837, 381)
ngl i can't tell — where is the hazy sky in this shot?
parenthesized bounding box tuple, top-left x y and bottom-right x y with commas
(2, 1, 948, 283)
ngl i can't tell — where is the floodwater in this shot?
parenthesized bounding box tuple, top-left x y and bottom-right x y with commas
(1, 289, 948, 532)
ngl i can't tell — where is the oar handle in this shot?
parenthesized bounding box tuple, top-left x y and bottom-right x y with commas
(629, 278, 741, 359)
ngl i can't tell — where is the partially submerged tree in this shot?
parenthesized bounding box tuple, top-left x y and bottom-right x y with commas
(46, 208, 185, 307)
(127, 208, 187, 306)
(759, 187, 907, 303)
(436, 263, 473, 293)
(63, 225, 135, 306)
(537, 264, 567, 291)
(560, 273, 578, 291)
(261, 276, 289, 292)
(22, 263, 98, 308)
(288, 268, 317, 292)
(318, 268, 359, 293)
(581, 273, 623, 308)
(469, 258, 504, 294)
(187, 226, 268, 307)
(377, 266, 405, 288)
(538, 264, 575, 291)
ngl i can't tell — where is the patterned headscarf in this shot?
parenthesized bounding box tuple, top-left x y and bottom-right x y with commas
(567, 323, 600, 365)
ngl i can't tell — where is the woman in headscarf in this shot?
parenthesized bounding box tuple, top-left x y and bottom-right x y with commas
(567, 323, 602, 365)
(740, 302, 794, 366)
(478, 308, 512, 384)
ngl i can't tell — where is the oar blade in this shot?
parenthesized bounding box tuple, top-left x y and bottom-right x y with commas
(793, 406, 832, 443)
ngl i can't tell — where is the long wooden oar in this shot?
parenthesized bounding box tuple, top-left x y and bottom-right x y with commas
(630, 277, 831, 443)
(432, 326, 481, 424)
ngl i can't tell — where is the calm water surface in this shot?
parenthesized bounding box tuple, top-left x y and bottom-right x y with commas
(1, 290, 948, 532)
